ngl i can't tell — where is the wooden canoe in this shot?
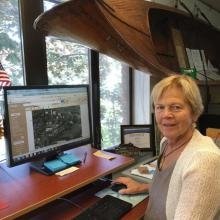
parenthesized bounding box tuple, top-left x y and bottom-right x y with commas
(34, 0, 220, 79)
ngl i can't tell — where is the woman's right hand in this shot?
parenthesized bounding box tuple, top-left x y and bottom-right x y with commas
(113, 176, 149, 195)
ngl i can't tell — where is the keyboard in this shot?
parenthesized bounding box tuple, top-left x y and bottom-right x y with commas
(73, 195, 132, 220)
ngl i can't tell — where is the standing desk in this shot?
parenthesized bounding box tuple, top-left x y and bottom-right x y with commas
(0, 145, 148, 219)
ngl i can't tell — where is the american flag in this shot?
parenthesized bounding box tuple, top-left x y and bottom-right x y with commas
(0, 62, 11, 88)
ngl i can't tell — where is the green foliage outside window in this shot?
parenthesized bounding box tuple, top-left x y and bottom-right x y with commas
(46, 38, 89, 85)
(100, 55, 130, 149)
(0, 0, 23, 85)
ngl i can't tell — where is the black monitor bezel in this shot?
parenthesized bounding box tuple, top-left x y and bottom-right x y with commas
(3, 84, 92, 167)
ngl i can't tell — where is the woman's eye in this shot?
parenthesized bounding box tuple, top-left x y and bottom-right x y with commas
(155, 105, 164, 111)
(170, 105, 182, 111)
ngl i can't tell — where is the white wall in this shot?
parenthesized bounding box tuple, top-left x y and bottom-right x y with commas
(133, 70, 151, 124)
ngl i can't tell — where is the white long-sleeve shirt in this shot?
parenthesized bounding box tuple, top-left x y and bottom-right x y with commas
(166, 129, 220, 220)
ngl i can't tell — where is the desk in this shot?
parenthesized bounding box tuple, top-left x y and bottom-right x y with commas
(0, 145, 147, 219)
(17, 179, 148, 220)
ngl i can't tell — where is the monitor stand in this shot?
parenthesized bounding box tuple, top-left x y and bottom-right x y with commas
(30, 160, 54, 176)
(30, 153, 81, 175)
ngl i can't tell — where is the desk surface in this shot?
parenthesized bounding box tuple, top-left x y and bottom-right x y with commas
(0, 145, 135, 220)
(17, 180, 148, 220)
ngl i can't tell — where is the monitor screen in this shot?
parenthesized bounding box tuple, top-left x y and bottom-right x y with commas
(3, 85, 92, 171)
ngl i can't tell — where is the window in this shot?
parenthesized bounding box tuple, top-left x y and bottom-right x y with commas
(0, 0, 24, 118)
(0, 0, 24, 86)
(1, 0, 152, 158)
(0, 0, 24, 159)
(43, 1, 151, 150)
(44, 1, 90, 85)
(133, 70, 151, 124)
(99, 55, 130, 149)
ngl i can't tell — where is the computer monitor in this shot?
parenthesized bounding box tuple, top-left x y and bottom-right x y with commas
(3, 85, 92, 174)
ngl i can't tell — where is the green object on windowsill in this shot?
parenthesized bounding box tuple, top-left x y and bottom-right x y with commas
(180, 67, 197, 79)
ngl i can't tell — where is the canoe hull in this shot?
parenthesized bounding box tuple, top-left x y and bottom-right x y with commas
(34, 0, 220, 78)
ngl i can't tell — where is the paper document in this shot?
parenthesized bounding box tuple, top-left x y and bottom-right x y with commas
(124, 132, 150, 148)
(131, 160, 157, 180)
(55, 166, 79, 176)
(93, 150, 116, 160)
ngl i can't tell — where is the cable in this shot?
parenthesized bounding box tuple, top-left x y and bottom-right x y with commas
(56, 197, 82, 209)
(179, 1, 194, 18)
(197, 7, 213, 27)
(196, 71, 214, 81)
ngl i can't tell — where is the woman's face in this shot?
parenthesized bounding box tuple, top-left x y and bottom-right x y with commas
(154, 86, 195, 143)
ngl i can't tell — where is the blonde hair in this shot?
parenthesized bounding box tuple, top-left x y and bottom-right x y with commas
(151, 75, 204, 119)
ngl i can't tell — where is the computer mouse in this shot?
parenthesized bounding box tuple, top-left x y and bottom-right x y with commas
(110, 183, 127, 192)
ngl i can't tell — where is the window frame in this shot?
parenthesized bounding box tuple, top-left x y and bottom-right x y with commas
(19, 0, 48, 85)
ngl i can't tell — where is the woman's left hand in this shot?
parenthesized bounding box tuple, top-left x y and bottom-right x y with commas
(113, 176, 149, 195)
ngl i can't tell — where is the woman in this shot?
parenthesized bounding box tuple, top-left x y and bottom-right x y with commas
(114, 75, 220, 219)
